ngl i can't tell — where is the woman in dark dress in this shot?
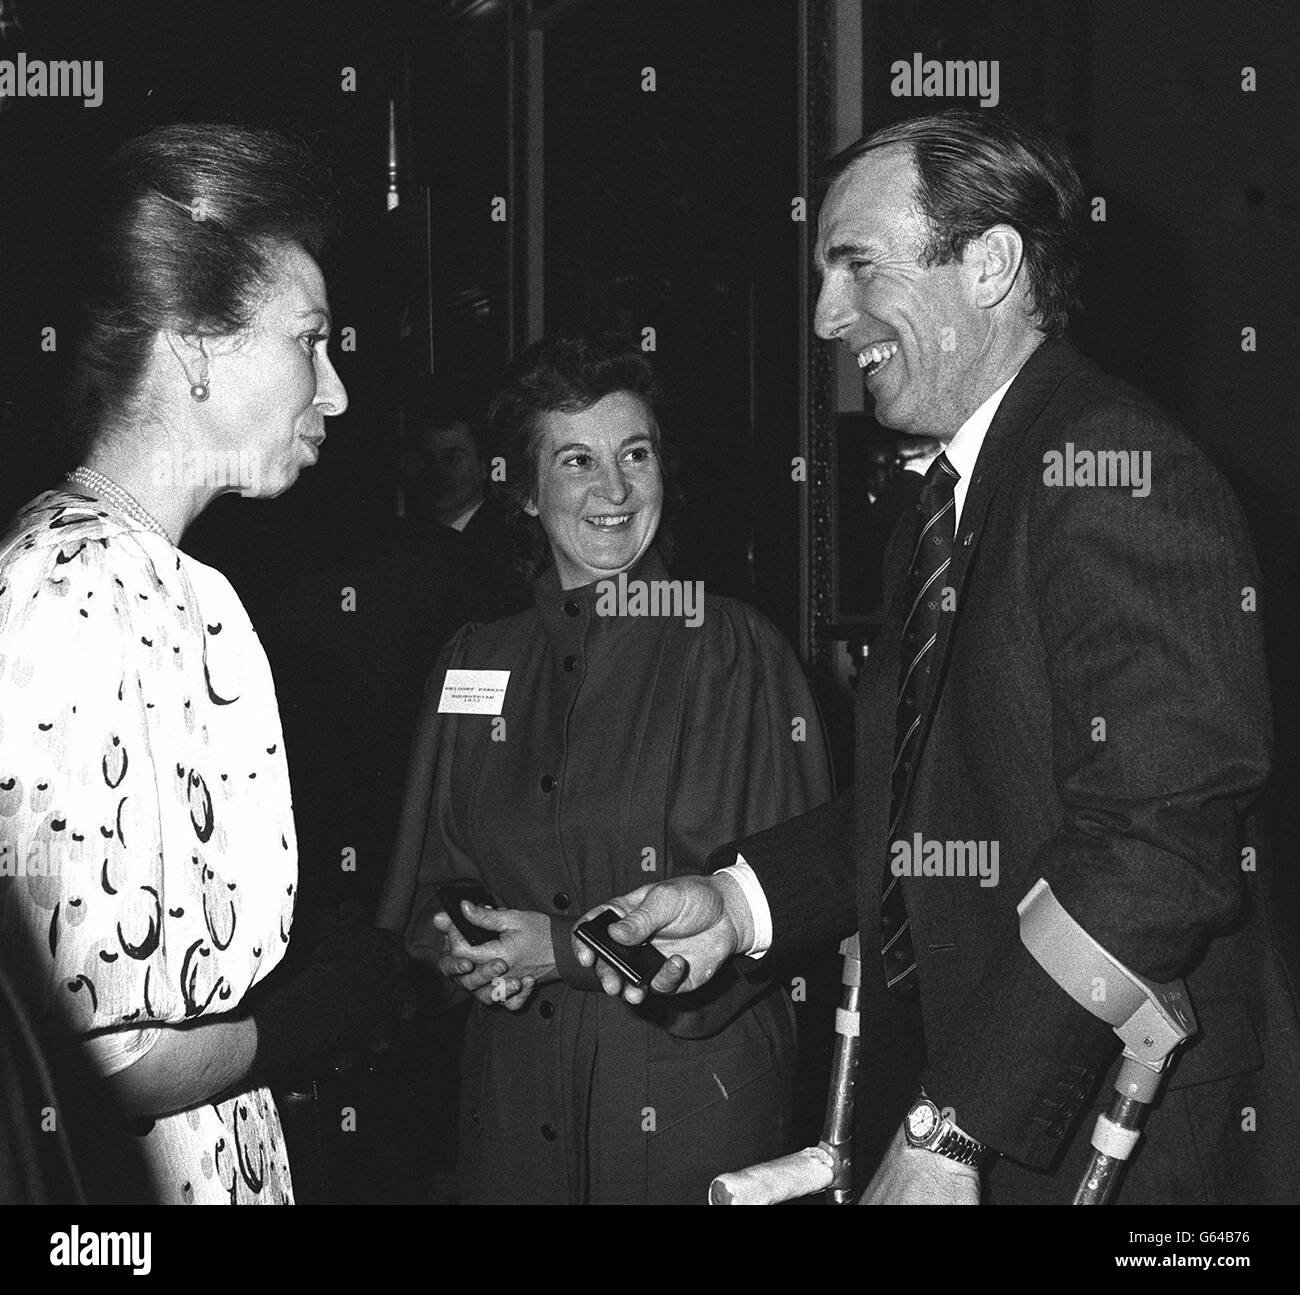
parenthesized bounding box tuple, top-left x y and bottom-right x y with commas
(378, 333, 832, 1204)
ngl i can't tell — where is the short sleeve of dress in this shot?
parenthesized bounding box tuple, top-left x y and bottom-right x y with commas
(0, 531, 177, 1034)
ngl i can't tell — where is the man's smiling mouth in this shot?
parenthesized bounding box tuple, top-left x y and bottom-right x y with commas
(585, 513, 632, 529)
(857, 341, 899, 377)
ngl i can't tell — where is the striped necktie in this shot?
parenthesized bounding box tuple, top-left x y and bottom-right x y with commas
(881, 452, 959, 992)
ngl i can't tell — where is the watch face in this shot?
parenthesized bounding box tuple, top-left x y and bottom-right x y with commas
(906, 1100, 940, 1143)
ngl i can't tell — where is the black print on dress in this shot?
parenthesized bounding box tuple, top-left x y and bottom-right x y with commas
(103, 735, 127, 788)
(180, 940, 224, 1017)
(203, 876, 237, 952)
(235, 1102, 266, 1194)
(186, 770, 213, 842)
(118, 885, 162, 960)
(66, 973, 97, 1013)
(203, 659, 238, 706)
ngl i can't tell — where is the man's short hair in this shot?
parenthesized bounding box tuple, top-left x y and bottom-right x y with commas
(825, 110, 1085, 338)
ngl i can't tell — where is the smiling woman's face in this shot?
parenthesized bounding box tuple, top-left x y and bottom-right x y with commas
(526, 390, 663, 590)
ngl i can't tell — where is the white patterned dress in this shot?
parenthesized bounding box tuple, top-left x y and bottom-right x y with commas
(0, 490, 297, 1204)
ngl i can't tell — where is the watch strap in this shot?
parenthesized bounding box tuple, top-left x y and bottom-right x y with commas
(930, 1124, 990, 1168)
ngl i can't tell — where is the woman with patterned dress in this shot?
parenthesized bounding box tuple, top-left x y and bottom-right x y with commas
(0, 124, 389, 1204)
(378, 334, 833, 1204)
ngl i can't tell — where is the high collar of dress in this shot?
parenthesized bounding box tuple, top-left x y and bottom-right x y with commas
(533, 546, 670, 648)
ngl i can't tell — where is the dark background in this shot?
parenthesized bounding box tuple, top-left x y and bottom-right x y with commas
(1, 0, 1296, 1203)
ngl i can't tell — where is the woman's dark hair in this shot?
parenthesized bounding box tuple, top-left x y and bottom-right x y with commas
(68, 123, 338, 452)
(488, 331, 678, 576)
(825, 110, 1085, 338)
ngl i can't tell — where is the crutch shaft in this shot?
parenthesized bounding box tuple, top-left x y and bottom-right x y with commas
(821, 936, 862, 1204)
(823, 981, 859, 1203)
(1073, 1090, 1149, 1204)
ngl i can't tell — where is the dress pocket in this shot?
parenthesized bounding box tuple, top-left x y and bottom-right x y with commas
(644, 996, 792, 1136)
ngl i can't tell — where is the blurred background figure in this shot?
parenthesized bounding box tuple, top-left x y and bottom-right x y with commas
(417, 419, 486, 529)
(401, 413, 533, 598)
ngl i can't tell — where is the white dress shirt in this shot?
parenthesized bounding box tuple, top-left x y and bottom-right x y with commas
(724, 370, 1020, 957)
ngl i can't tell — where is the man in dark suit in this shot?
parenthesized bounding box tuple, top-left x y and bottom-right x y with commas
(574, 110, 1300, 1204)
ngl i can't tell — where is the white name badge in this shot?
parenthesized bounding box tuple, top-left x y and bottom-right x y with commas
(438, 669, 510, 715)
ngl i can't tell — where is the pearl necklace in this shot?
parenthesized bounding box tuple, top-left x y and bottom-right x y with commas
(66, 467, 173, 543)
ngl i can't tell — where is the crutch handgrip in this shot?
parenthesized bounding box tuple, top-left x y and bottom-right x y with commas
(708, 1144, 836, 1205)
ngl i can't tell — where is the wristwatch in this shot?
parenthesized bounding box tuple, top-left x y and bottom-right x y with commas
(904, 1092, 990, 1169)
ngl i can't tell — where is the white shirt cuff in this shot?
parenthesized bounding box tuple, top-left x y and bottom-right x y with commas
(716, 856, 773, 959)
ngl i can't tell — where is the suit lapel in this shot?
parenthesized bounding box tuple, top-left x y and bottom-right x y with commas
(888, 339, 1081, 821)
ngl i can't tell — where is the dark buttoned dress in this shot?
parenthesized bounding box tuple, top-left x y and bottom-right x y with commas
(381, 549, 833, 1204)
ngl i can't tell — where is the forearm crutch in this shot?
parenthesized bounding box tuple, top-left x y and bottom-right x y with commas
(708, 934, 861, 1205)
(1018, 879, 1198, 1205)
